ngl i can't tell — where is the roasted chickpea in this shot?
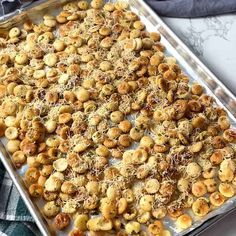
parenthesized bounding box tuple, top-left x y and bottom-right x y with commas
(210, 192, 225, 207)
(110, 111, 124, 123)
(29, 183, 43, 197)
(176, 214, 192, 230)
(191, 181, 207, 197)
(74, 214, 89, 231)
(191, 83, 203, 95)
(54, 213, 71, 230)
(43, 201, 60, 218)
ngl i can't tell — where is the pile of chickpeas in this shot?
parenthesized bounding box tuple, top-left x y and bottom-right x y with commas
(0, 0, 236, 235)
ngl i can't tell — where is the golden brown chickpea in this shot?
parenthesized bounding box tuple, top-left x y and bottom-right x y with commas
(130, 127, 144, 141)
(119, 120, 132, 133)
(43, 201, 60, 218)
(54, 212, 71, 230)
(12, 150, 26, 166)
(191, 181, 207, 197)
(163, 70, 177, 80)
(150, 32, 161, 42)
(96, 145, 110, 157)
(191, 83, 204, 95)
(110, 111, 124, 123)
(68, 229, 84, 236)
(117, 81, 131, 95)
(6, 139, 20, 153)
(223, 129, 236, 143)
(118, 134, 132, 147)
(25, 167, 40, 183)
(29, 183, 43, 197)
(0, 121, 6, 137)
(210, 192, 225, 207)
(210, 150, 223, 165)
(107, 127, 122, 139)
(148, 221, 163, 235)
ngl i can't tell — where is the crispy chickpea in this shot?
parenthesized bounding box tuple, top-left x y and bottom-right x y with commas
(12, 150, 26, 166)
(191, 83, 203, 95)
(191, 181, 207, 197)
(54, 213, 71, 230)
(100, 37, 113, 48)
(210, 192, 225, 207)
(25, 167, 40, 183)
(91, 0, 103, 9)
(130, 127, 144, 141)
(29, 183, 43, 197)
(110, 111, 124, 123)
(177, 178, 190, 192)
(148, 221, 163, 235)
(75, 87, 90, 102)
(140, 195, 154, 212)
(2, 101, 17, 116)
(152, 206, 167, 219)
(59, 113, 72, 124)
(103, 2, 114, 11)
(45, 91, 59, 103)
(5, 126, 18, 140)
(43, 201, 60, 218)
(53, 39, 65, 51)
(218, 116, 230, 130)
(210, 150, 223, 165)
(202, 168, 217, 179)
(220, 159, 236, 172)
(189, 141, 203, 153)
(219, 183, 235, 198)
(192, 198, 210, 217)
(186, 162, 201, 178)
(150, 32, 161, 42)
(9, 27, 21, 38)
(119, 120, 132, 133)
(6, 139, 20, 153)
(44, 53, 58, 67)
(15, 53, 28, 65)
(96, 145, 110, 157)
(45, 177, 62, 192)
(204, 179, 217, 193)
(100, 197, 117, 219)
(176, 214, 192, 230)
(223, 129, 236, 143)
(38, 175, 47, 187)
(100, 61, 112, 71)
(53, 158, 68, 172)
(61, 181, 76, 194)
(74, 214, 89, 231)
(118, 134, 132, 147)
(117, 198, 128, 214)
(133, 148, 148, 164)
(125, 221, 141, 234)
(145, 178, 160, 194)
(86, 181, 100, 195)
(107, 127, 122, 139)
(219, 169, 234, 182)
(140, 135, 154, 148)
(117, 81, 130, 95)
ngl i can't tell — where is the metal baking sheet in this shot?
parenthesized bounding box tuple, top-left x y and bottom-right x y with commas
(0, 0, 236, 235)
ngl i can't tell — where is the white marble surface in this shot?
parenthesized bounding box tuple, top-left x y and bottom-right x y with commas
(163, 15, 236, 95)
(162, 15, 236, 236)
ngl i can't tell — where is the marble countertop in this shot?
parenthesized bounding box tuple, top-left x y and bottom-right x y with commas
(162, 14, 236, 236)
(163, 15, 236, 95)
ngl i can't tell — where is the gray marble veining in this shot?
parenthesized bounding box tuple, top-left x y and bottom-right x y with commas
(162, 15, 236, 94)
